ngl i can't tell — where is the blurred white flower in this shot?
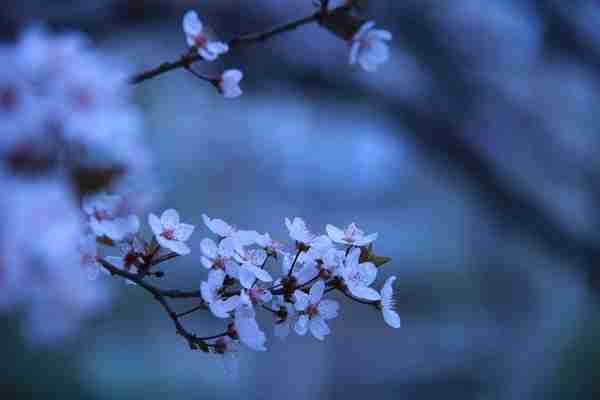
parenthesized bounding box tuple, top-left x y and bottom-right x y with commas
(104, 238, 146, 285)
(79, 233, 101, 280)
(219, 69, 243, 98)
(326, 222, 378, 246)
(349, 21, 392, 72)
(183, 10, 229, 61)
(380, 276, 401, 328)
(148, 209, 195, 255)
(294, 280, 339, 340)
(83, 193, 140, 242)
(340, 247, 380, 301)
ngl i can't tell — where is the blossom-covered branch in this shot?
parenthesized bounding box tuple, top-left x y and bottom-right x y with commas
(86, 201, 400, 362)
(129, 2, 392, 96)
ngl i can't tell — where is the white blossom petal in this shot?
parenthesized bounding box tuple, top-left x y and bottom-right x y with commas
(200, 238, 218, 258)
(326, 224, 345, 243)
(183, 10, 203, 36)
(158, 238, 190, 256)
(160, 209, 180, 230)
(239, 266, 257, 289)
(309, 280, 325, 305)
(148, 213, 162, 236)
(317, 299, 339, 320)
(294, 315, 309, 335)
(383, 309, 401, 328)
(294, 290, 310, 311)
(174, 223, 195, 241)
(309, 315, 330, 340)
(348, 284, 381, 301)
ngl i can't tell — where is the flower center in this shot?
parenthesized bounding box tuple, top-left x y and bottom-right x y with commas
(307, 304, 319, 317)
(194, 34, 208, 47)
(161, 228, 175, 240)
(94, 209, 110, 221)
(214, 258, 225, 270)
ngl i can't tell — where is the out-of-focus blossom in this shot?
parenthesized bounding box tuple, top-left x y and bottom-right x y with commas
(79, 233, 101, 280)
(83, 193, 140, 242)
(349, 21, 392, 72)
(218, 69, 243, 98)
(148, 209, 195, 255)
(0, 26, 150, 344)
(0, 179, 112, 344)
(183, 10, 229, 61)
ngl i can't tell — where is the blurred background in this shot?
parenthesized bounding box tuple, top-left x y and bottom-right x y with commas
(2, 0, 600, 398)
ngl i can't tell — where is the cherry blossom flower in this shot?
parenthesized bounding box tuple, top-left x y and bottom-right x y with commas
(218, 69, 243, 98)
(242, 285, 273, 306)
(234, 300, 267, 351)
(202, 213, 256, 245)
(285, 217, 333, 255)
(326, 222, 378, 246)
(294, 280, 339, 340)
(234, 247, 273, 288)
(253, 232, 287, 255)
(201, 269, 240, 318)
(349, 21, 392, 72)
(200, 237, 240, 279)
(182, 10, 229, 61)
(281, 253, 319, 285)
(285, 217, 314, 244)
(83, 193, 140, 242)
(148, 209, 195, 255)
(380, 276, 401, 328)
(340, 247, 381, 301)
(298, 235, 334, 266)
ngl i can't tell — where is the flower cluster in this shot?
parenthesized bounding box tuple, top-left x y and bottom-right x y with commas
(0, 27, 150, 344)
(194, 215, 401, 354)
(90, 205, 399, 364)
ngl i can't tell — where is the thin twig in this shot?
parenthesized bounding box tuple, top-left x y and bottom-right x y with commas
(98, 258, 214, 350)
(128, 5, 351, 84)
(176, 303, 208, 318)
(287, 249, 302, 278)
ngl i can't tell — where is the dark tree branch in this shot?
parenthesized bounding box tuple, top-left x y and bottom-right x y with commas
(128, 5, 351, 84)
